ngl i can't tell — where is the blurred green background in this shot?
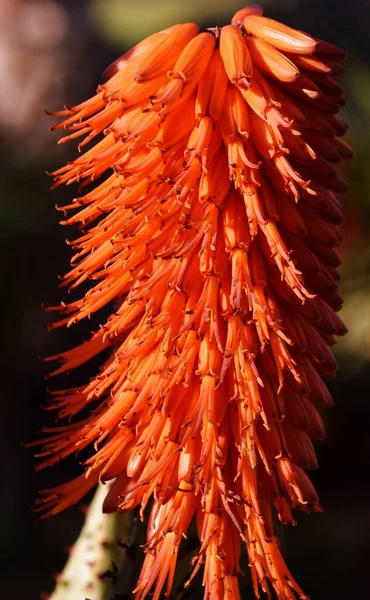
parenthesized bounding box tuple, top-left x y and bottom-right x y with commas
(0, 0, 369, 598)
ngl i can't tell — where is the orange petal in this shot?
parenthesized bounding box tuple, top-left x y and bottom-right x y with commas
(246, 36, 300, 83)
(134, 23, 199, 82)
(102, 29, 170, 80)
(220, 85, 250, 142)
(167, 31, 216, 86)
(196, 49, 229, 120)
(244, 14, 318, 54)
(220, 25, 253, 89)
(289, 54, 333, 75)
(316, 38, 347, 60)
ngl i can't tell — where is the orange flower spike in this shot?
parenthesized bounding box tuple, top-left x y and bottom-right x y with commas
(244, 14, 318, 55)
(36, 4, 353, 600)
(220, 25, 253, 89)
(246, 35, 300, 83)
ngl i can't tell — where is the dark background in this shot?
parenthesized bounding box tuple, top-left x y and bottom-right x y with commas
(1, 0, 369, 598)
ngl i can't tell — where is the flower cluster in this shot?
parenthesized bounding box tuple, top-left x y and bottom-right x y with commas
(34, 5, 352, 599)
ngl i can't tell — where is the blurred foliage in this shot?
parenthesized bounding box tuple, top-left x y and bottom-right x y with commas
(92, 0, 254, 45)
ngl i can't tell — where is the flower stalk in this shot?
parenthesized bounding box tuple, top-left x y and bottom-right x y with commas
(47, 484, 132, 600)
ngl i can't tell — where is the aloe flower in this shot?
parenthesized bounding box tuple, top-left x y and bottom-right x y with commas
(33, 5, 352, 599)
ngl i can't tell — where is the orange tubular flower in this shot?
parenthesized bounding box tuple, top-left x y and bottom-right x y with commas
(34, 5, 352, 600)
